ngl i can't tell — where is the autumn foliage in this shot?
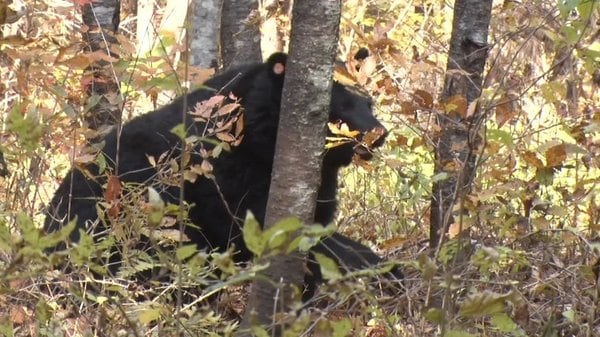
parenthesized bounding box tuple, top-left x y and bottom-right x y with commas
(0, 0, 599, 336)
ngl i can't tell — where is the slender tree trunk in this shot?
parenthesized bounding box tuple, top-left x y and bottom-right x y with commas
(135, 0, 154, 55)
(0, 151, 7, 177)
(260, 0, 292, 56)
(237, 1, 341, 335)
(189, 0, 223, 68)
(220, 0, 262, 68)
(81, 0, 122, 131)
(429, 0, 492, 251)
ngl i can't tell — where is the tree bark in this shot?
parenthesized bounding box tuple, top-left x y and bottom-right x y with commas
(189, 0, 223, 68)
(220, 0, 262, 68)
(429, 0, 493, 251)
(135, 0, 154, 55)
(81, 0, 122, 131)
(237, 0, 341, 335)
(0, 150, 8, 177)
(260, 0, 292, 56)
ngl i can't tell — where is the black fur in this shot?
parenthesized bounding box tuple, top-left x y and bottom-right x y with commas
(44, 52, 401, 294)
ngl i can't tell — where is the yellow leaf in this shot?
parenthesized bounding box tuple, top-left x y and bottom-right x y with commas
(138, 308, 161, 325)
(327, 122, 360, 138)
(334, 65, 357, 86)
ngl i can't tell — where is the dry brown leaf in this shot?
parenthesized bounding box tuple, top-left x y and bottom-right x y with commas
(104, 175, 122, 218)
(216, 132, 235, 142)
(495, 95, 514, 127)
(401, 101, 416, 115)
(521, 151, 544, 168)
(413, 89, 434, 109)
(444, 94, 468, 118)
(545, 144, 566, 167)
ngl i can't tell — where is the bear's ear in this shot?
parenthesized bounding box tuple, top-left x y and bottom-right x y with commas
(266, 52, 287, 77)
(353, 47, 369, 62)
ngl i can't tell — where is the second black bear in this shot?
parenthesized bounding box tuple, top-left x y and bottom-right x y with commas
(44, 52, 402, 293)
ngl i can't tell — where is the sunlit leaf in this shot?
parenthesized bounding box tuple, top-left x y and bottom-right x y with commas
(242, 212, 265, 257)
(328, 122, 360, 138)
(171, 123, 187, 140)
(264, 217, 302, 251)
(491, 313, 520, 333)
(331, 318, 353, 337)
(138, 307, 161, 325)
(176, 244, 197, 261)
(424, 308, 445, 324)
(445, 330, 478, 337)
(314, 252, 342, 281)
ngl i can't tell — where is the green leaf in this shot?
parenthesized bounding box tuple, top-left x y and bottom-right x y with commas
(138, 307, 161, 325)
(242, 212, 265, 257)
(314, 252, 342, 281)
(487, 129, 514, 147)
(251, 326, 270, 337)
(16, 212, 38, 246)
(83, 94, 102, 113)
(535, 167, 555, 186)
(145, 73, 181, 91)
(7, 106, 42, 152)
(0, 321, 14, 337)
(562, 309, 576, 323)
(431, 172, 450, 183)
(38, 219, 75, 250)
(444, 330, 478, 337)
(424, 308, 445, 324)
(96, 153, 107, 174)
(171, 123, 187, 140)
(417, 253, 438, 281)
(35, 299, 53, 323)
(331, 318, 352, 337)
(267, 217, 303, 234)
(491, 313, 520, 333)
(71, 230, 95, 266)
(264, 217, 302, 250)
(297, 224, 337, 252)
(176, 244, 197, 261)
(95, 296, 109, 305)
(0, 220, 13, 251)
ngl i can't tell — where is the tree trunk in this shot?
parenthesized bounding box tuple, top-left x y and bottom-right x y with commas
(220, 0, 262, 68)
(189, 0, 223, 68)
(237, 1, 341, 335)
(135, 0, 154, 55)
(0, 151, 7, 177)
(260, 0, 292, 56)
(429, 0, 493, 251)
(81, 0, 122, 131)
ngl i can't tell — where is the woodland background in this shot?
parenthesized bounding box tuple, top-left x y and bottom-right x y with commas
(0, 0, 599, 336)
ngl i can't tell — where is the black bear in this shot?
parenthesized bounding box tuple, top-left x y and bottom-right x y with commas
(44, 52, 402, 295)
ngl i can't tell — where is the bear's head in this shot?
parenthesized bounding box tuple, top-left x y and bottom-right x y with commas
(260, 52, 388, 168)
